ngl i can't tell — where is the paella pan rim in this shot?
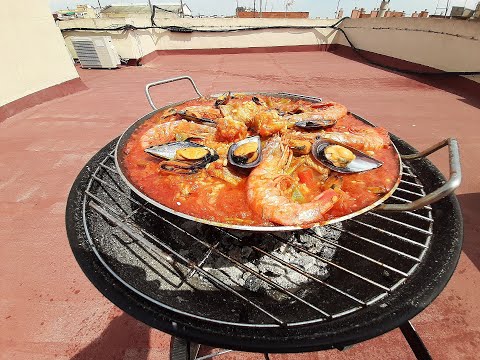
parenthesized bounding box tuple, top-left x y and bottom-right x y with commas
(114, 93, 402, 231)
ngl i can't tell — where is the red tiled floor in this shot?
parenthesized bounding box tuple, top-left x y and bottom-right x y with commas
(1, 51, 479, 360)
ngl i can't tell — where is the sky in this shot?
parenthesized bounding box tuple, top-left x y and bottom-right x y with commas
(48, 0, 478, 18)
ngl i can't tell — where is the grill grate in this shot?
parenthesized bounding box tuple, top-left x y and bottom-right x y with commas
(82, 149, 434, 327)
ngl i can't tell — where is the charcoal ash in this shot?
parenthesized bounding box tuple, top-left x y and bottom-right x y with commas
(199, 225, 342, 298)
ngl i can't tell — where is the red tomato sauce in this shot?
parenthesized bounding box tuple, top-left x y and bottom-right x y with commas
(121, 96, 400, 227)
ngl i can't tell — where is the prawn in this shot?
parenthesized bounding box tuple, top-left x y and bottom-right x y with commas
(250, 102, 348, 137)
(140, 120, 216, 149)
(283, 101, 348, 123)
(247, 135, 338, 226)
(320, 127, 389, 151)
(284, 126, 390, 152)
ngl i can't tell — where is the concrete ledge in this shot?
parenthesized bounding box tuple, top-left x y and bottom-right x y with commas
(0, 78, 87, 123)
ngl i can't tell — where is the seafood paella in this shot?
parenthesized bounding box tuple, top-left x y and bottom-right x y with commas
(121, 93, 400, 227)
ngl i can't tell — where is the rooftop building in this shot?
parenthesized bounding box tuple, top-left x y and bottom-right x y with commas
(350, 7, 428, 18)
(100, 3, 192, 19)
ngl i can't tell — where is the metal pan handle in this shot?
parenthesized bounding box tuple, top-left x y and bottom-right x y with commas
(145, 76, 203, 110)
(376, 138, 461, 212)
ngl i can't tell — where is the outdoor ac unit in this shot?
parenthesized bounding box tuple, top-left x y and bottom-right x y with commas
(71, 36, 120, 69)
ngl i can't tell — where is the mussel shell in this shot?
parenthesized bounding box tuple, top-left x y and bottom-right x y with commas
(214, 92, 231, 107)
(228, 136, 262, 169)
(177, 110, 216, 125)
(295, 119, 337, 130)
(312, 139, 382, 174)
(145, 141, 217, 162)
(252, 96, 263, 106)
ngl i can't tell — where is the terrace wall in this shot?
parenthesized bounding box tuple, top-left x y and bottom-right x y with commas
(0, 1, 84, 120)
(60, 18, 339, 60)
(333, 17, 480, 82)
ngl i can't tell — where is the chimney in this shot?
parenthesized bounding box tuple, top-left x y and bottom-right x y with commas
(378, 0, 390, 17)
(351, 9, 360, 18)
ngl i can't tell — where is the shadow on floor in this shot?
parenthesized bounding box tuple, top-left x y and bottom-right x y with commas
(457, 193, 480, 270)
(330, 47, 480, 110)
(71, 312, 151, 360)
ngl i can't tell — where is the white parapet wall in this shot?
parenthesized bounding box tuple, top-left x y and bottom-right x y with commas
(334, 17, 480, 80)
(0, 1, 81, 107)
(60, 18, 339, 60)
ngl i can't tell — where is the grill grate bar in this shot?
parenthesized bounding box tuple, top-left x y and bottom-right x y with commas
(88, 200, 287, 326)
(186, 242, 219, 278)
(365, 212, 432, 235)
(99, 163, 118, 174)
(400, 211, 433, 222)
(86, 190, 128, 218)
(390, 195, 432, 210)
(351, 220, 428, 248)
(401, 172, 417, 179)
(330, 225, 421, 261)
(251, 246, 366, 305)
(302, 230, 409, 276)
(269, 235, 392, 291)
(400, 179, 424, 188)
(394, 187, 424, 197)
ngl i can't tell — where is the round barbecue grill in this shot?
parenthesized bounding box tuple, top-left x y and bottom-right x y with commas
(66, 82, 463, 359)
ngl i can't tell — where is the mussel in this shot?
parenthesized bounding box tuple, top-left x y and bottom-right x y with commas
(288, 139, 312, 156)
(145, 141, 218, 174)
(294, 119, 337, 130)
(177, 110, 216, 126)
(312, 139, 382, 174)
(252, 96, 264, 106)
(228, 136, 262, 169)
(214, 92, 231, 107)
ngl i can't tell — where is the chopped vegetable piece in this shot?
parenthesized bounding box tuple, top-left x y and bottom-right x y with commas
(291, 186, 306, 203)
(298, 168, 314, 185)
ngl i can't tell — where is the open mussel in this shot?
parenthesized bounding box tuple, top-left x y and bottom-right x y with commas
(145, 141, 218, 174)
(228, 136, 262, 169)
(312, 139, 382, 174)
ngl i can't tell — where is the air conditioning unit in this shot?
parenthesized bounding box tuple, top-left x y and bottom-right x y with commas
(71, 36, 121, 69)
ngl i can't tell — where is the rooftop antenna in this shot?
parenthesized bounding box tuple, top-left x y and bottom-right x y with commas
(284, 0, 294, 17)
(434, 0, 451, 17)
(179, 0, 185, 17)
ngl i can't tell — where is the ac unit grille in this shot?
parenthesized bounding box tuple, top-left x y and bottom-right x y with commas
(71, 36, 120, 69)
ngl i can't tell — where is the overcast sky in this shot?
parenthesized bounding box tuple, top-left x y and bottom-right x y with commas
(48, 0, 477, 18)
